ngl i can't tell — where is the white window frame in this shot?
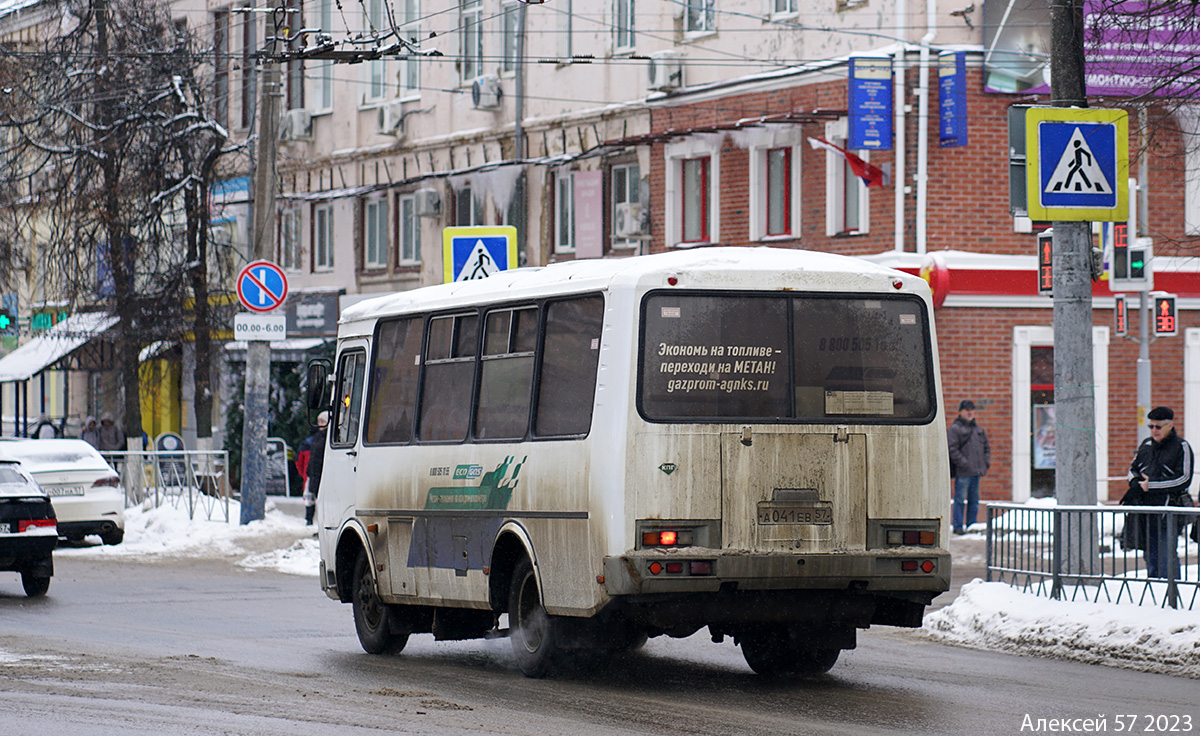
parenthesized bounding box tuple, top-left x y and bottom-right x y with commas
(313, 202, 334, 271)
(461, 0, 484, 83)
(502, 1, 519, 74)
(823, 119, 869, 236)
(554, 171, 575, 254)
(398, 193, 422, 264)
(313, 0, 335, 112)
(611, 161, 640, 250)
(1181, 106, 1200, 235)
(684, 0, 716, 35)
(770, 0, 798, 18)
(279, 206, 302, 271)
(614, 0, 635, 52)
(748, 130, 803, 241)
(400, 0, 421, 98)
(363, 0, 388, 104)
(665, 137, 720, 247)
(363, 195, 389, 270)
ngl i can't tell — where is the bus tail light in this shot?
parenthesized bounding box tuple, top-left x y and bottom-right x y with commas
(900, 559, 936, 573)
(647, 559, 714, 576)
(885, 529, 937, 547)
(641, 529, 695, 547)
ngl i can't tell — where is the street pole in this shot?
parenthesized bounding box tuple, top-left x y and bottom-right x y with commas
(1049, 0, 1097, 507)
(241, 22, 282, 525)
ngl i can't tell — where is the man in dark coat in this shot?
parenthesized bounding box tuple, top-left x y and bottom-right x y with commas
(948, 399, 990, 535)
(1126, 406, 1194, 578)
(306, 415, 328, 528)
(296, 411, 328, 526)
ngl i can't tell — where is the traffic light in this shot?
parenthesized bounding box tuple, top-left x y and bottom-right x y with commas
(1108, 224, 1154, 292)
(1152, 292, 1177, 337)
(1114, 294, 1127, 336)
(1036, 229, 1053, 296)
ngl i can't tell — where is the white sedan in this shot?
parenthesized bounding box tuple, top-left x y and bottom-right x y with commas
(0, 439, 124, 545)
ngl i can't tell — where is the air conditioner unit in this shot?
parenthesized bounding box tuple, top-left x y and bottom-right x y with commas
(614, 202, 645, 238)
(280, 109, 312, 141)
(377, 101, 406, 137)
(414, 188, 441, 217)
(471, 74, 502, 110)
(648, 50, 683, 92)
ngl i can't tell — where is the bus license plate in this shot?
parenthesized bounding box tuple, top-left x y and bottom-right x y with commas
(757, 503, 833, 525)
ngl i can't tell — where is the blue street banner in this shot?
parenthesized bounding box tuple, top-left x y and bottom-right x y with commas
(938, 51, 968, 148)
(848, 57, 893, 151)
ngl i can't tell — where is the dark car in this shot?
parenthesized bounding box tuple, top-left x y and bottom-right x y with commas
(0, 458, 57, 597)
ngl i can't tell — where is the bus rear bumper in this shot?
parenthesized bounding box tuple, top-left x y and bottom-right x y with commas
(602, 549, 951, 597)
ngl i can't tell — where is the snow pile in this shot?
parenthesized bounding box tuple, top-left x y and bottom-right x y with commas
(923, 579, 1200, 678)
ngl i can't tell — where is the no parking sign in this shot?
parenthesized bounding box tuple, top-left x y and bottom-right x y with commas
(237, 260, 289, 313)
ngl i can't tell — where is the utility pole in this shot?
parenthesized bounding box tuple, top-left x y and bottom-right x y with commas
(241, 8, 283, 525)
(1049, 0, 1097, 508)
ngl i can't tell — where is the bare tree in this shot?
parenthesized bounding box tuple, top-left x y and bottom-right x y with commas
(0, 0, 243, 443)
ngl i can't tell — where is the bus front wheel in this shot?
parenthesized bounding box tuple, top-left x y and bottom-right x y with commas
(352, 550, 410, 655)
(740, 626, 840, 677)
(509, 557, 559, 678)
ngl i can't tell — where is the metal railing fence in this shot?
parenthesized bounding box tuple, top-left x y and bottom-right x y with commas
(101, 450, 230, 523)
(986, 502, 1200, 610)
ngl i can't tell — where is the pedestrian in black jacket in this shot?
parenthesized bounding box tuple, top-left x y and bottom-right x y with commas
(1125, 406, 1194, 578)
(948, 399, 990, 534)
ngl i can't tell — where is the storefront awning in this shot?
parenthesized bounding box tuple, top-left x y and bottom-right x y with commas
(0, 312, 118, 382)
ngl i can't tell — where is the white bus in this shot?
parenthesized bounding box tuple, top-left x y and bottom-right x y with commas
(309, 246, 950, 677)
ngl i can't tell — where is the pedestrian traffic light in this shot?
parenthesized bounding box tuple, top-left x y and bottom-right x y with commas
(1152, 292, 1177, 337)
(1114, 294, 1127, 336)
(0, 293, 16, 335)
(0, 309, 13, 334)
(1036, 229, 1053, 296)
(1108, 224, 1154, 292)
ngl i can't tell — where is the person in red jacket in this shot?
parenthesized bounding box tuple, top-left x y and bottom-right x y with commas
(295, 411, 328, 526)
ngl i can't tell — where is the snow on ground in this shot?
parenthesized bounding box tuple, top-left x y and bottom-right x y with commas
(56, 497, 1200, 677)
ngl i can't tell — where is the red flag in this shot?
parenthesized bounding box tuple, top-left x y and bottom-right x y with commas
(807, 137, 885, 188)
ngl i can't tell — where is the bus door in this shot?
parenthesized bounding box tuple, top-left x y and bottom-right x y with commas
(320, 341, 368, 540)
(721, 430, 867, 554)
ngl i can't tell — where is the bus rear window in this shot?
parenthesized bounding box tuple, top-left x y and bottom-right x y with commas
(639, 293, 934, 423)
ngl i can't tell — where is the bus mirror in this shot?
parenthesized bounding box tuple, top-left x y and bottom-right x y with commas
(305, 359, 331, 412)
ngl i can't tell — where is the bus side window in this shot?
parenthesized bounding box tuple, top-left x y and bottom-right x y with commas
(365, 317, 422, 444)
(534, 296, 603, 437)
(419, 313, 478, 442)
(476, 307, 537, 440)
(332, 351, 367, 447)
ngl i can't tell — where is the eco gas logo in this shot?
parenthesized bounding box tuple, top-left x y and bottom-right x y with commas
(453, 464, 484, 480)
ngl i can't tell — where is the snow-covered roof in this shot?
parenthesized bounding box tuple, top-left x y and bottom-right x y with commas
(0, 312, 117, 382)
(0, 0, 41, 18)
(340, 246, 926, 329)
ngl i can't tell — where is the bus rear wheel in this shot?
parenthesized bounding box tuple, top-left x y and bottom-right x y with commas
(740, 626, 840, 677)
(509, 557, 559, 678)
(352, 550, 410, 655)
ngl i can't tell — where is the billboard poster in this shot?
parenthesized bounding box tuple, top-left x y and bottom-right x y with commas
(1032, 404, 1056, 470)
(848, 57, 893, 151)
(984, 1, 1200, 98)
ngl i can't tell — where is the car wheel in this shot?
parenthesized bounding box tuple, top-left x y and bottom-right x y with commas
(740, 625, 840, 677)
(21, 572, 50, 598)
(351, 550, 409, 655)
(508, 556, 560, 678)
(100, 528, 124, 546)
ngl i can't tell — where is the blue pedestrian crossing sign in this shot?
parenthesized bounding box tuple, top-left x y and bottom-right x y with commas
(442, 226, 518, 284)
(1025, 107, 1128, 222)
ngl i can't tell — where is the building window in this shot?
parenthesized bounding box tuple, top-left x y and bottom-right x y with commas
(772, 0, 797, 16)
(313, 203, 333, 270)
(555, 172, 575, 253)
(765, 148, 791, 236)
(502, 2, 518, 73)
(685, 0, 715, 34)
(398, 193, 422, 264)
(364, 196, 388, 270)
(748, 136, 801, 240)
(666, 139, 719, 247)
(611, 162, 640, 249)
(279, 207, 302, 271)
(461, 0, 484, 82)
(314, 0, 335, 110)
(823, 122, 869, 236)
(400, 0, 421, 96)
(455, 186, 478, 226)
(213, 10, 228, 127)
(365, 0, 387, 102)
(241, 5, 255, 129)
(615, 0, 635, 51)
